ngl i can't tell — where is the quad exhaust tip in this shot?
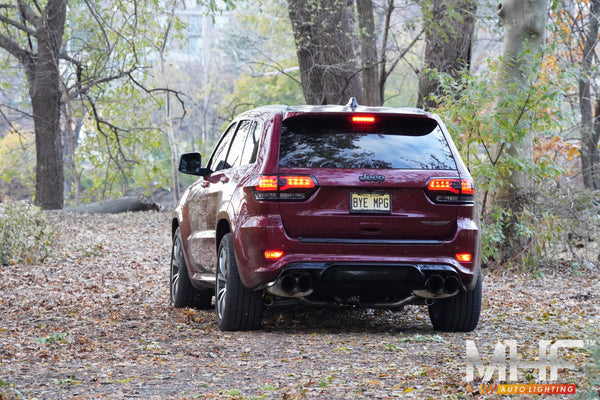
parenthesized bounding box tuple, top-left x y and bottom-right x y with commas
(425, 274, 460, 295)
(267, 272, 315, 298)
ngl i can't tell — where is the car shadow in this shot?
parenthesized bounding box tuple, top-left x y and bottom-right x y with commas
(261, 304, 435, 334)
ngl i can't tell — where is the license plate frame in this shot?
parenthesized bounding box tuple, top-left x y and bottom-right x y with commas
(350, 192, 392, 214)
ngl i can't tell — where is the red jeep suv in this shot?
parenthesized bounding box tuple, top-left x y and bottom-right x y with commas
(170, 99, 482, 332)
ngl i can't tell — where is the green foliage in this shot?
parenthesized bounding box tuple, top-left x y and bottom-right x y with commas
(579, 337, 600, 399)
(220, 0, 304, 118)
(72, 75, 172, 203)
(434, 60, 573, 266)
(224, 71, 304, 115)
(0, 377, 20, 400)
(0, 200, 55, 266)
(0, 131, 35, 198)
(63, 0, 188, 203)
(37, 332, 69, 344)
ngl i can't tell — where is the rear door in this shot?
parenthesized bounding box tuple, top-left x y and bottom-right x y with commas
(277, 114, 460, 242)
(185, 123, 238, 273)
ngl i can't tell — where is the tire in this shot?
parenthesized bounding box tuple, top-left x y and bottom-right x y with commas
(215, 233, 264, 331)
(170, 227, 212, 309)
(428, 271, 482, 332)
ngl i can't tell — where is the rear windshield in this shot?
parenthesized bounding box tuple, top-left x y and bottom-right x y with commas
(279, 116, 457, 170)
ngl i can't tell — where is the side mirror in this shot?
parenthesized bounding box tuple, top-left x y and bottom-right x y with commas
(178, 152, 209, 176)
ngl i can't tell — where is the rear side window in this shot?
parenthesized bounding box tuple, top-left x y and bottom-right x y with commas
(279, 116, 457, 170)
(240, 120, 262, 165)
(226, 120, 252, 168)
(209, 123, 237, 172)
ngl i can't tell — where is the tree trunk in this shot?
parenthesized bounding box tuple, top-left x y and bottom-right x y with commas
(417, 0, 477, 110)
(492, 0, 547, 261)
(287, 0, 363, 105)
(61, 99, 82, 204)
(29, 0, 67, 210)
(357, 0, 381, 106)
(579, 0, 600, 190)
(495, 0, 547, 200)
(159, 7, 180, 202)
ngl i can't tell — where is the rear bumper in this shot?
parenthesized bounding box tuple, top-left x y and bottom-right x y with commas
(233, 214, 480, 292)
(264, 262, 465, 302)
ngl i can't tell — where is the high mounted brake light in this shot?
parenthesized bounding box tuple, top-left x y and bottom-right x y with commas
(425, 178, 475, 203)
(253, 175, 318, 201)
(351, 116, 376, 124)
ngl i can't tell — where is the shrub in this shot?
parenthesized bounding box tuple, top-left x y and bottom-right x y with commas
(0, 200, 55, 265)
(580, 336, 600, 400)
(434, 61, 579, 267)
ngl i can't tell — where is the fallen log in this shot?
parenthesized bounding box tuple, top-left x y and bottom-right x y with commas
(66, 195, 160, 214)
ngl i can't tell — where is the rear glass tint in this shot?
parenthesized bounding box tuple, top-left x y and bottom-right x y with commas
(279, 116, 457, 170)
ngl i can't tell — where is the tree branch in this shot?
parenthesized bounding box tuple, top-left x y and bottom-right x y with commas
(0, 32, 33, 65)
(16, 0, 41, 27)
(68, 68, 137, 98)
(0, 12, 37, 36)
(247, 61, 302, 86)
(128, 74, 187, 121)
(84, 93, 137, 181)
(383, 28, 424, 84)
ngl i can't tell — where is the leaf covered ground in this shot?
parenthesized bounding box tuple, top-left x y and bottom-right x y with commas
(0, 211, 598, 399)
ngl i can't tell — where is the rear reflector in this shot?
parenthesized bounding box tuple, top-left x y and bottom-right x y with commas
(455, 253, 473, 262)
(264, 250, 284, 260)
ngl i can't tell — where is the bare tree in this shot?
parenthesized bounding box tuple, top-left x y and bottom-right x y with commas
(0, 0, 193, 209)
(287, 0, 425, 107)
(357, 0, 380, 106)
(287, 0, 363, 105)
(417, 0, 477, 109)
(577, 0, 600, 190)
(494, 0, 547, 199)
(0, 0, 67, 209)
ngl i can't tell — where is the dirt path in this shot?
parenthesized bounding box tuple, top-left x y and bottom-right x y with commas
(1, 211, 598, 399)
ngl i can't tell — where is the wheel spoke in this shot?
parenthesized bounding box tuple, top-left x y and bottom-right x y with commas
(216, 248, 228, 320)
(170, 236, 182, 303)
(171, 271, 179, 302)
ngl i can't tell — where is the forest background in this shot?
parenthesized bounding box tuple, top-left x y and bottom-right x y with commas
(0, 0, 599, 269)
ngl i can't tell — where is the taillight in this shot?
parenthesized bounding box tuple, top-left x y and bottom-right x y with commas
(279, 176, 315, 191)
(425, 177, 475, 203)
(256, 176, 278, 191)
(253, 175, 318, 201)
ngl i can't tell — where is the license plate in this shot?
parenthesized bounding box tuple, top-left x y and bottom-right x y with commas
(350, 192, 391, 213)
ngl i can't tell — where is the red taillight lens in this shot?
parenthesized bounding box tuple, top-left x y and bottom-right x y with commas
(425, 178, 475, 203)
(427, 178, 461, 194)
(279, 176, 316, 191)
(352, 115, 376, 124)
(455, 253, 473, 262)
(256, 175, 278, 191)
(253, 175, 317, 201)
(264, 250, 284, 260)
(461, 179, 475, 195)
